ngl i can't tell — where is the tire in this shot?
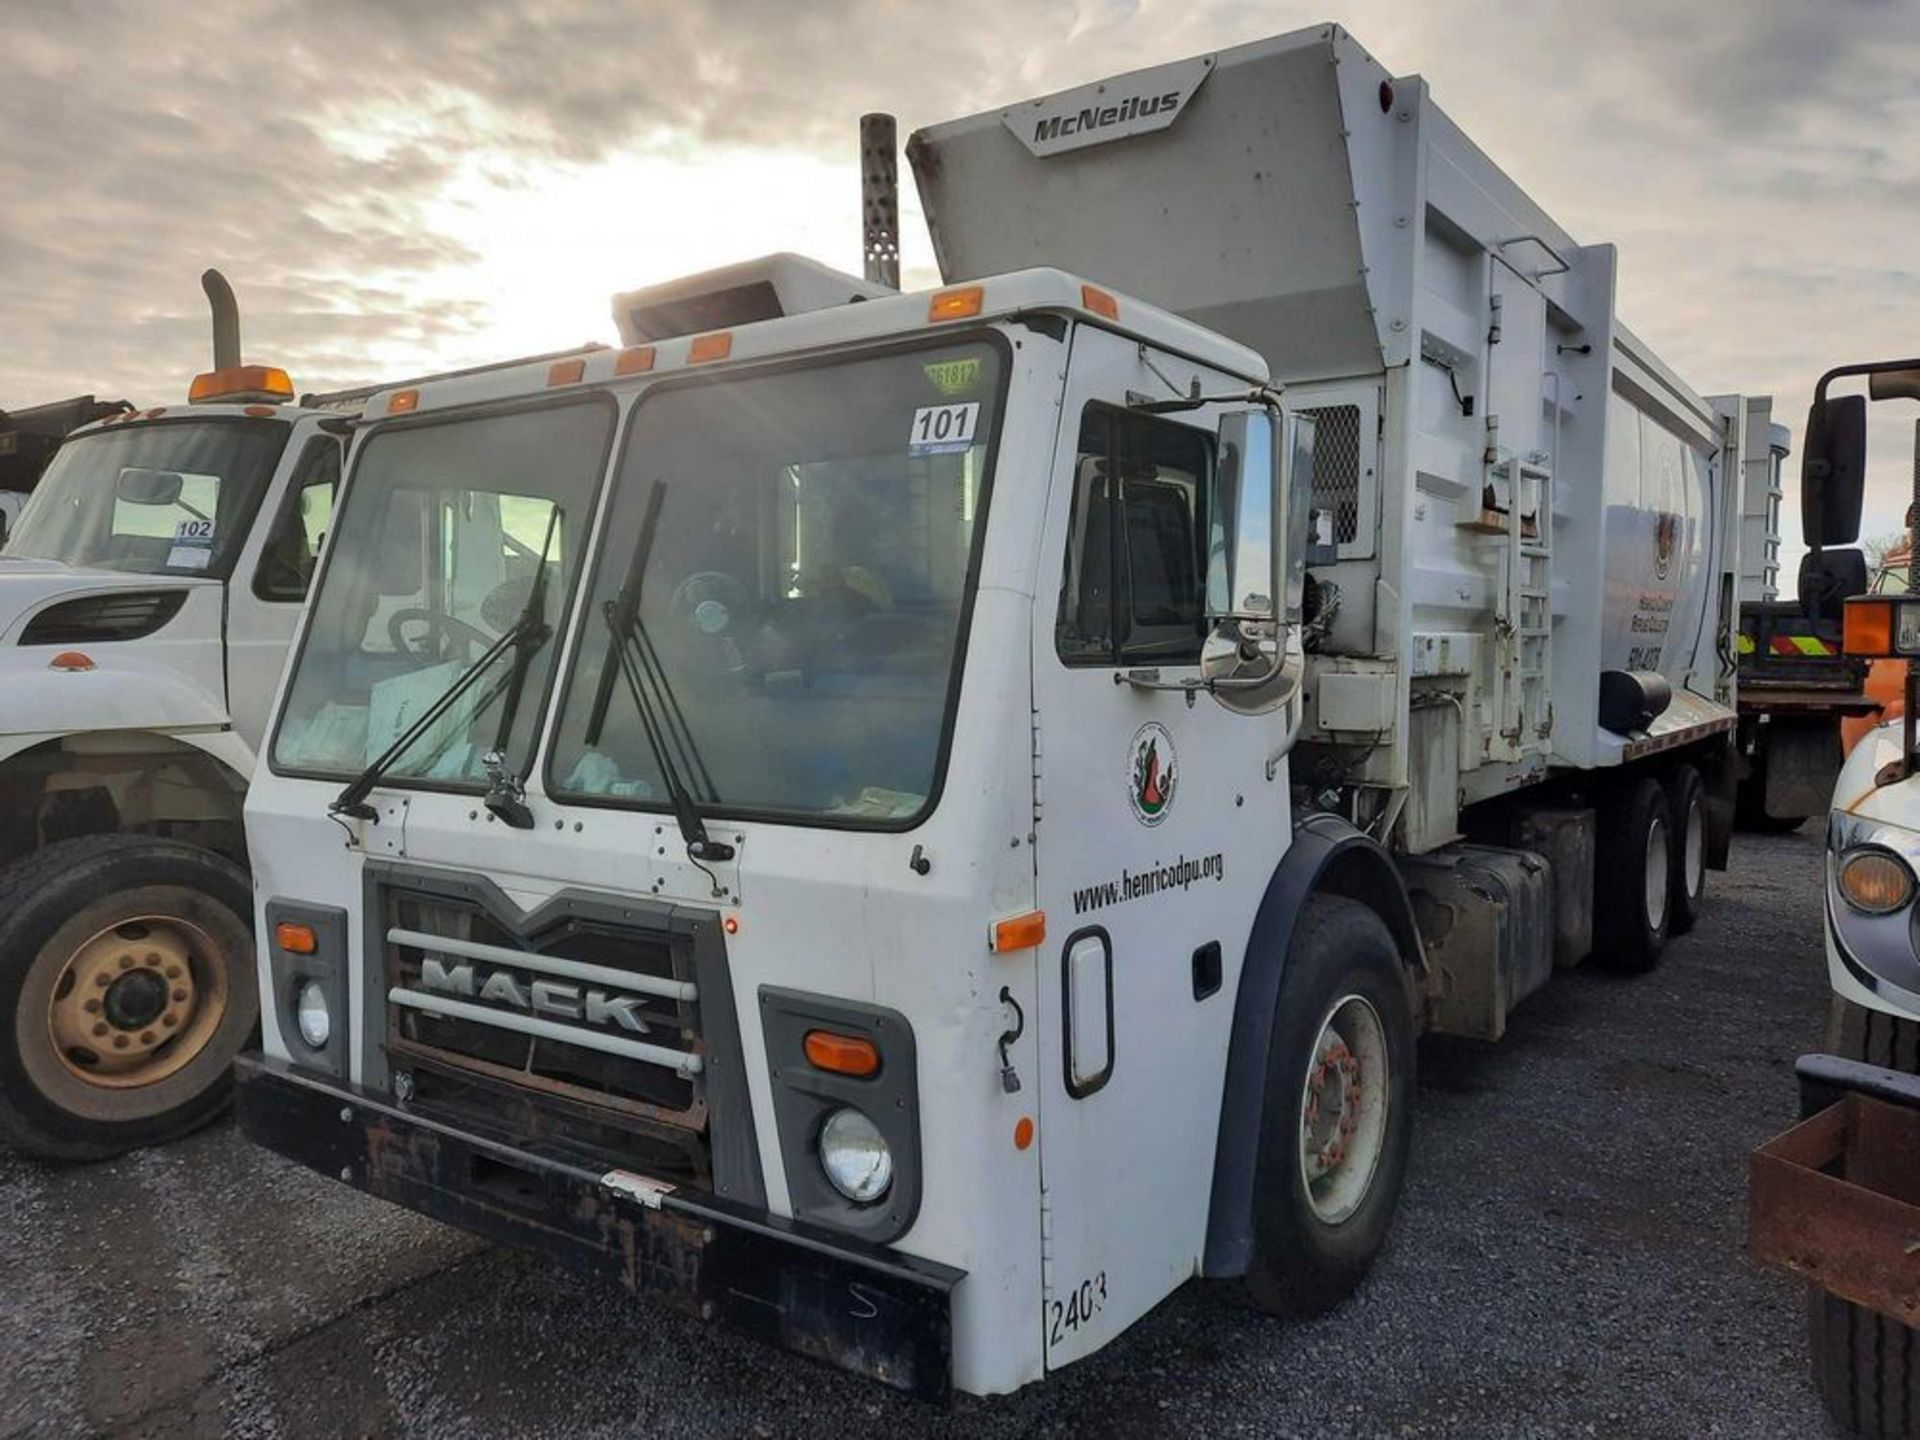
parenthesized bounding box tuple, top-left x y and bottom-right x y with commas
(1593, 777, 1671, 972)
(0, 835, 258, 1162)
(1664, 764, 1707, 936)
(1808, 1290, 1919, 1440)
(1242, 895, 1416, 1318)
(1806, 996, 1920, 1439)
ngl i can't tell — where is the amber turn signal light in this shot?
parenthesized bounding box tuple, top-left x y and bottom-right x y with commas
(804, 1030, 880, 1077)
(275, 921, 319, 955)
(928, 286, 984, 322)
(991, 910, 1047, 953)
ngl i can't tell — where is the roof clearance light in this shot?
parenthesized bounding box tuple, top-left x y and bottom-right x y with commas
(547, 358, 586, 387)
(614, 345, 656, 376)
(188, 365, 294, 404)
(48, 651, 95, 672)
(688, 332, 733, 364)
(1080, 285, 1119, 320)
(388, 389, 421, 414)
(929, 286, 984, 322)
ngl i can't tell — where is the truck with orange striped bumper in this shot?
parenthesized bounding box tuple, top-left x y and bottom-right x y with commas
(1733, 387, 1879, 832)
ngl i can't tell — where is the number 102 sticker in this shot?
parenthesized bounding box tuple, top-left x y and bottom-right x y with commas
(907, 402, 979, 456)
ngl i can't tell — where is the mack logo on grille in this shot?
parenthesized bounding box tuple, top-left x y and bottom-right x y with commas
(420, 958, 653, 1034)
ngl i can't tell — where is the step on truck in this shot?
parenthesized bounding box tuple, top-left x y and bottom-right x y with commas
(236, 26, 1777, 1399)
(1750, 359, 1920, 1440)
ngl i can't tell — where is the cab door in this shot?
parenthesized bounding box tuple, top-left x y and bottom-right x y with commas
(229, 436, 340, 752)
(1028, 326, 1287, 1367)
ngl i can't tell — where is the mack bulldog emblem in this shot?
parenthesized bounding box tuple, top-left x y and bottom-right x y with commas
(420, 958, 653, 1033)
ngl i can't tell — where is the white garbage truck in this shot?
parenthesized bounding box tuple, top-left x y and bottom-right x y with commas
(237, 26, 1768, 1399)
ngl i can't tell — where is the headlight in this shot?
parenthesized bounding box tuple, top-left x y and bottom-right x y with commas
(295, 979, 331, 1049)
(1838, 848, 1915, 915)
(818, 1107, 892, 1203)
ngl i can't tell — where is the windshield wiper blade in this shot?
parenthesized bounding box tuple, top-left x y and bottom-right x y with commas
(586, 481, 732, 863)
(480, 507, 563, 829)
(330, 508, 565, 825)
(329, 627, 529, 821)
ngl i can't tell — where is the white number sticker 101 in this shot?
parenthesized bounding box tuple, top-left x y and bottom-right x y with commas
(907, 402, 980, 456)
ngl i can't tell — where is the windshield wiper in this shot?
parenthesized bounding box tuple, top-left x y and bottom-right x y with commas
(330, 509, 563, 824)
(588, 482, 733, 863)
(479, 507, 563, 828)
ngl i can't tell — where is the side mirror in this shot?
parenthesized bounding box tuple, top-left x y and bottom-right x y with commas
(1801, 393, 1867, 547)
(1208, 410, 1281, 623)
(1201, 405, 1307, 715)
(116, 468, 185, 507)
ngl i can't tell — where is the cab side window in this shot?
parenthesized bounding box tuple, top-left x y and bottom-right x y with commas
(253, 440, 340, 602)
(1056, 404, 1212, 666)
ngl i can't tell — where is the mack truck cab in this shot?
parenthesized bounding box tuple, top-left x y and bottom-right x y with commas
(1750, 359, 1920, 1440)
(0, 307, 346, 1160)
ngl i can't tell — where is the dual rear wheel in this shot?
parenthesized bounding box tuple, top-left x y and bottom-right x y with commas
(1595, 764, 1708, 972)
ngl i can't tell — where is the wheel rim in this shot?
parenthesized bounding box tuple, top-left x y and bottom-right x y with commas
(1644, 813, 1670, 932)
(1684, 795, 1705, 900)
(45, 915, 230, 1089)
(1298, 993, 1390, 1225)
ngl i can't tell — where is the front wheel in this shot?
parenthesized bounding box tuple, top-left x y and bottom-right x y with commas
(1243, 895, 1416, 1318)
(0, 835, 258, 1161)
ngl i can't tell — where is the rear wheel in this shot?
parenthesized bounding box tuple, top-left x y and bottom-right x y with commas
(0, 835, 257, 1161)
(1806, 996, 1920, 1439)
(1243, 895, 1415, 1317)
(1594, 777, 1671, 972)
(1664, 764, 1707, 936)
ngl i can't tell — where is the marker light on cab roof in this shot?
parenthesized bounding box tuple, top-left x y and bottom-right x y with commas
(188, 365, 294, 404)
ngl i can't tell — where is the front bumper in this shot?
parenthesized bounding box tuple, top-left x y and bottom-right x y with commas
(1748, 1054, 1920, 1325)
(235, 1054, 963, 1401)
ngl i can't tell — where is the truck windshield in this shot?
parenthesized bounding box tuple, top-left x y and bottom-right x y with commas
(548, 338, 1004, 827)
(270, 398, 611, 790)
(7, 418, 288, 577)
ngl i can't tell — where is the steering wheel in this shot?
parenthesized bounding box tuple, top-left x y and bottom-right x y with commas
(387, 607, 493, 658)
(668, 571, 753, 637)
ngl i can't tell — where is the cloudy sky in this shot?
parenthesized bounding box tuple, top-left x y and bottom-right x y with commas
(5, 0, 1917, 558)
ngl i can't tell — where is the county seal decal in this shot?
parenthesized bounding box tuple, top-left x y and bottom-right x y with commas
(1127, 722, 1178, 826)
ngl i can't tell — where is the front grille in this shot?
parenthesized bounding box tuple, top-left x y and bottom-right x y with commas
(20, 589, 187, 644)
(383, 892, 706, 1129)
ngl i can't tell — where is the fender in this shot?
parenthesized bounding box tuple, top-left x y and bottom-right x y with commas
(1201, 810, 1424, 1277)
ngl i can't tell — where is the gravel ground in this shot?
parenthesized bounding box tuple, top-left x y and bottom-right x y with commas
(0, 828, 1841, 1439)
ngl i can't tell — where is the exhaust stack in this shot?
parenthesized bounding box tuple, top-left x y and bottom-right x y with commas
(201, 269, 241, 370)
(860, 114, 900, 290)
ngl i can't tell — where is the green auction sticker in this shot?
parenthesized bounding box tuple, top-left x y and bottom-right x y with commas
(924, 357, 981, 396)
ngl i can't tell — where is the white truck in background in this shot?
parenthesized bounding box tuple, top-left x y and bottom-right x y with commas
(0, 272, 349, 1159)
(0, 272, 596, 1160)
(236, 26, 1779, 1400)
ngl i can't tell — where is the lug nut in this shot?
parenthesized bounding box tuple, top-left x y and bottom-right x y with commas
(162, 1014, 178, 1028)
(83, 999, 100, 1014)
(118, 955, 133, 969)
(172, 990, 186, 1003)
(165, 966, 181, 980)
(112, 1035, 128, 1049)
(94, 974, 110, 987)
(140, 1031, 155, 1045)
(92, 1022, 108, 1037)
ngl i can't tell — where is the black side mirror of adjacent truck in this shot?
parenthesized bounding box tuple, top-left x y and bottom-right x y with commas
(1800, 392, 1867, 549)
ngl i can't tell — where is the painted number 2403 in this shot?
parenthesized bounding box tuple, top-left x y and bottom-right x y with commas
(1047, 1271, 1107, 1345)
